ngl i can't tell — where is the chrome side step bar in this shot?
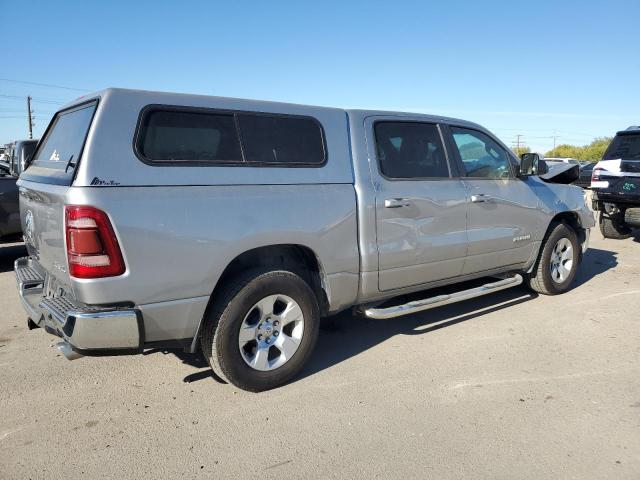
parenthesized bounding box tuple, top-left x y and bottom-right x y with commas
(364, 274, 523, 320)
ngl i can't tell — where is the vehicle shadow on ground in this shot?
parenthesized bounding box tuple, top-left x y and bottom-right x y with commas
(175, 245, 621, 386)
(0, 242, 26, 273)
(573, 247, 618, 287)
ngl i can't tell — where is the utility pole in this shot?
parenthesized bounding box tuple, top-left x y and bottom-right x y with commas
(26, 96, 34, 139)
(549, 130, 559, 154)
(516, 134, 523, 153)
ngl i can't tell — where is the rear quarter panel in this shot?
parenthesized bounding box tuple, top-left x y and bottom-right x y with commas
(68, 184, 359, 310)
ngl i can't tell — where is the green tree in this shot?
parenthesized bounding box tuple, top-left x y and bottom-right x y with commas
(582, 137, 611, 161)
(545, 137, 612, 162)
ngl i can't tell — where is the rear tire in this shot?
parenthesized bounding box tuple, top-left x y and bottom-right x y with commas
(624, 207, 640, 229)
(526, 223, 580, 295)
(599, 211, 632, 239)
(201, 268, 320, 392)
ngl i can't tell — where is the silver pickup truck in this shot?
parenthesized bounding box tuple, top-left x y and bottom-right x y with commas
(14, 88, 594, 391)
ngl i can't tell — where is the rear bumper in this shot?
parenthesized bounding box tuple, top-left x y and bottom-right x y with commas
(15, 257, 143, 354)
(592, 190, 640, 208)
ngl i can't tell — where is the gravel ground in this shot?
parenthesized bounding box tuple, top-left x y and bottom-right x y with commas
(1, 226, 639, 479)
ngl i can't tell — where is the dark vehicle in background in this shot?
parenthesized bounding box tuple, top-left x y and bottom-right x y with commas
(591, 126, 640, 238)
(574, 162, 595, 188)
(0, 139, 38, 242)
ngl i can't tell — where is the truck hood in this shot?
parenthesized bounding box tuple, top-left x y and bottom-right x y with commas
(539, 162, 579, 184)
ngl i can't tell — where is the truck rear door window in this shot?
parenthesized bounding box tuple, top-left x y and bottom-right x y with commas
(138, 109, 243, 162)
(28, 101, 97, 183)
(374, 122, 450, 179)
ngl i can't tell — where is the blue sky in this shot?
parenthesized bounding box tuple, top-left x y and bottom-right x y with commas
(2, 0, 639, 153)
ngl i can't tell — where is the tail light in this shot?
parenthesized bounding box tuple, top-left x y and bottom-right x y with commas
(591, 167, 604, 182)
(65, 205, 125, 278)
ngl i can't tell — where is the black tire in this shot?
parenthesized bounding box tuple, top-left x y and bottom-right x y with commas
(201, 268, 320, 392)
(599, 211, 632, 239)
(624, 207, 640, 229)
(526, 223, 580, 295)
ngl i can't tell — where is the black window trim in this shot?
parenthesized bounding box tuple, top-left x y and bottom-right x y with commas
(21, 97, 100, 186)
(372, 119, 455, 182)
(447, 124, 516, 180)
(133, 104, 328, 168)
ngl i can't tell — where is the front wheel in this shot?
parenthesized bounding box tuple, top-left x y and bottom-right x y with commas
(526, 223, 580, 295)
(201, 269, 320, 392)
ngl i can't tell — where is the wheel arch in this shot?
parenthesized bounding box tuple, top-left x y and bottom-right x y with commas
(548, 211, 586, 245)
(527, 211, 586, 274)
(189, 244, 330, 352)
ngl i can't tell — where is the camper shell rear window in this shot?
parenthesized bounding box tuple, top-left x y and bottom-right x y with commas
(24, 100, 98, 185)
(135, 105, 327, 167)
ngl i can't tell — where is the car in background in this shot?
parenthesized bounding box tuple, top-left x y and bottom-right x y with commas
(0, 139, 38, 242)
(574, 162, 595, 188)
(545, 157, 580, 165)
(5, 139, 38, 175)
(591, 126, 640, 239)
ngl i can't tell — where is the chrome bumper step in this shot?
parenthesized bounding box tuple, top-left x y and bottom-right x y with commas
(15, 256, 143, 353)
(364, 274, 524, 320)
(15, 257, 44, 292)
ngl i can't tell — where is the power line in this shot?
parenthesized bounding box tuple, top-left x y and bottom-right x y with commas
(0, 78, 90, 92)
(0, 94, 65, 105)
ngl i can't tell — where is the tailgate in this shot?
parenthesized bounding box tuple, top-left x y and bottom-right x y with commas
(19, 181, 71, 288)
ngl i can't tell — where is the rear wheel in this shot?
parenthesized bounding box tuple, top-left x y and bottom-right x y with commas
(201, 268, 320, 392)
(624, 207, 640, 229)
(599, 211, 632, 239)
(526, 223, 580, 295)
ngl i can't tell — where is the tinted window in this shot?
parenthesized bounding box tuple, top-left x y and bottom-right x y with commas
(451, 127, 512, 179)
(374, 122, 449, 178)
(32, 102, 97, 173)
(604, 133, 640, 160)
(238, 114, 325, 164)
(21, 142, 37, 163)
(139, 109, 242, 162)
(18, 142, 37, 173)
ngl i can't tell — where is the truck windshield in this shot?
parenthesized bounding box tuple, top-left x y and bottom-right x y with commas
(603, 133, 640, 160)
(27, 101, 97, 183)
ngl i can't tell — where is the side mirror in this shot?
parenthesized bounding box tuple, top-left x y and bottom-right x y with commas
(519, 153, 547, 176)
(0, 162, 10, 175)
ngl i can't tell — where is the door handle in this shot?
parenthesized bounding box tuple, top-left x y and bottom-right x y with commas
(384, 198, 412, 208)
(471, 194, 493, 203)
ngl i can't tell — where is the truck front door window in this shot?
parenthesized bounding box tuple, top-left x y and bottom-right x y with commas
(451, 127, 511, 179)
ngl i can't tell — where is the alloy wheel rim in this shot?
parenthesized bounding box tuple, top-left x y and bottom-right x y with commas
(238, 294, 305, 371)
(549, 237, 574, 283)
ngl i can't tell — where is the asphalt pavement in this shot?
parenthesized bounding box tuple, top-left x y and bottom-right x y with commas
(1, 228, 639, 479)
